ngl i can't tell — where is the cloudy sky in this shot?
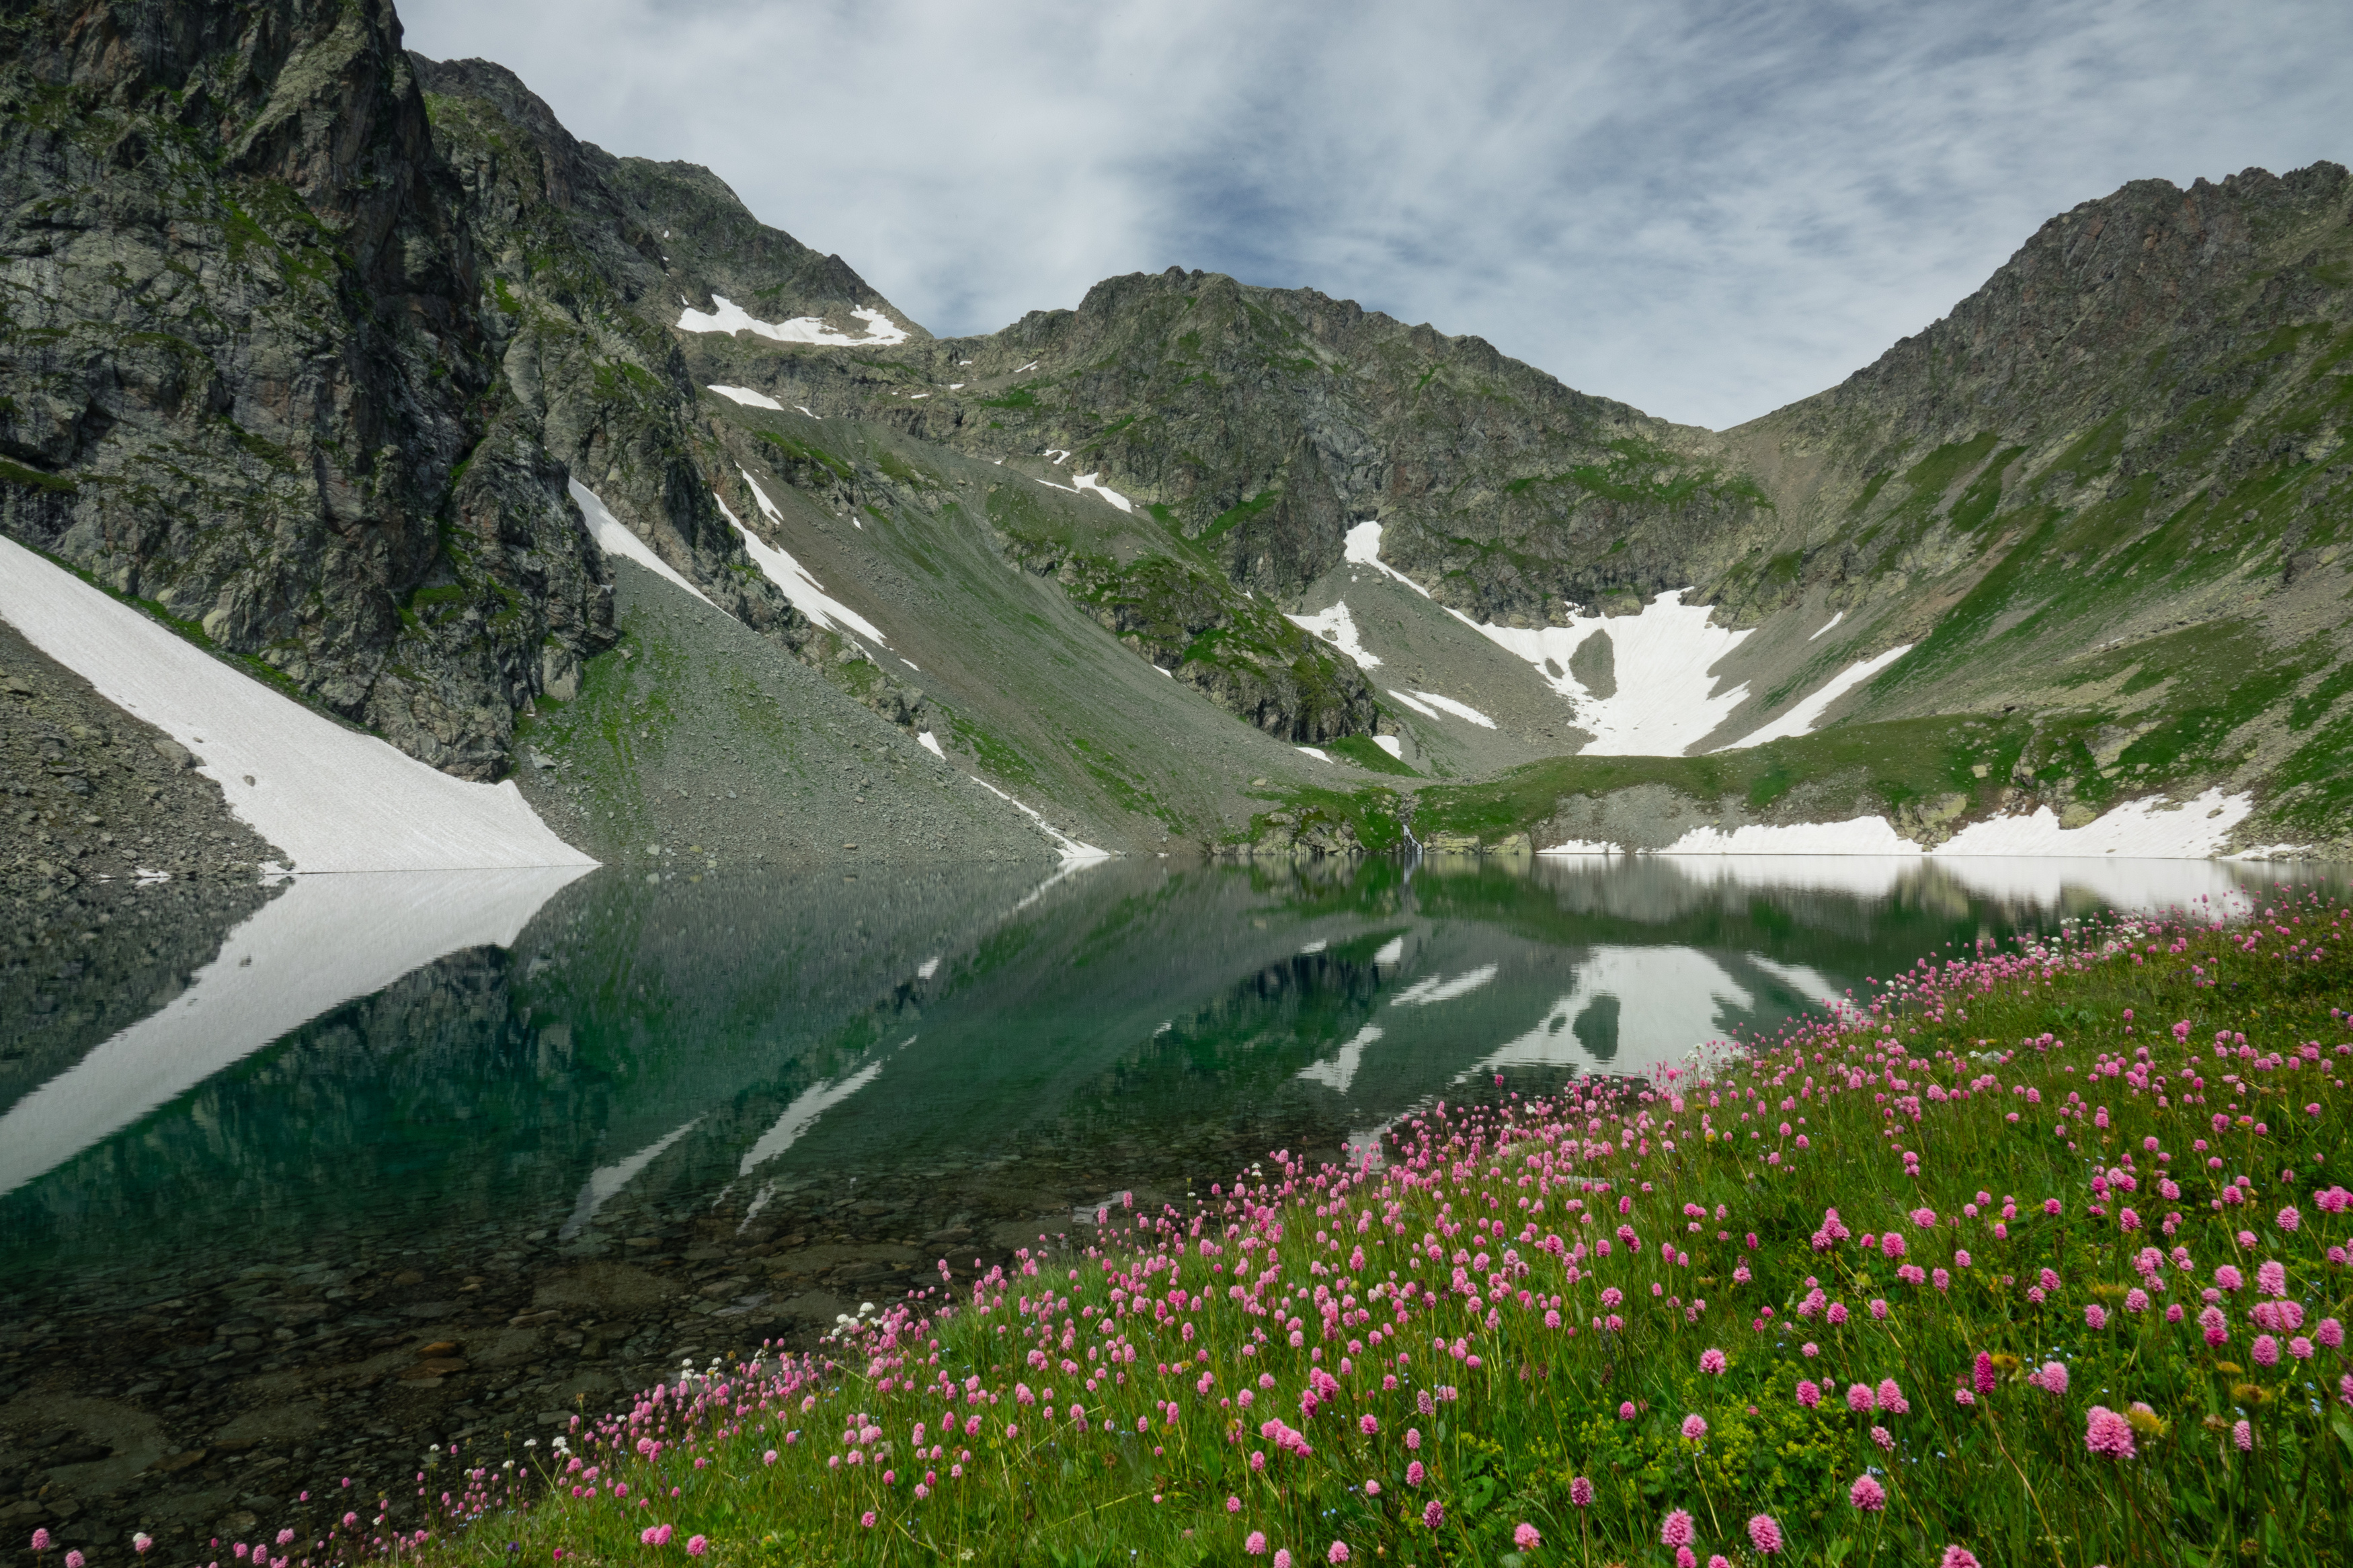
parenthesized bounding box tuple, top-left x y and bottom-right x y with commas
(397, 0, 2352, 430)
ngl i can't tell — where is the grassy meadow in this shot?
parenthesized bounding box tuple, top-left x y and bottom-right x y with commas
(104, 888, 2353, 1568)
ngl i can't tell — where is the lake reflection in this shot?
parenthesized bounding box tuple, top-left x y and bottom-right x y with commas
(2, 849, 2331, 1294)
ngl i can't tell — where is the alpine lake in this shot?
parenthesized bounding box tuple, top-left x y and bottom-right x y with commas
(1, 849, 2345, 1552)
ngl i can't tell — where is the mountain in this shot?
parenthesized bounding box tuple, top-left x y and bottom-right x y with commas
(3, 0, 2348, 866)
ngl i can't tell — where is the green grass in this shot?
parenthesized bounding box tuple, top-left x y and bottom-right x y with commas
(1199, 491, 1281, 544)
(336, 895, 2353, 1566)
(1324, 736, 1420, 777)
(0, 457, 77, 492)
(1410, 716, 2038, 846)
(755, 429, 852, 483)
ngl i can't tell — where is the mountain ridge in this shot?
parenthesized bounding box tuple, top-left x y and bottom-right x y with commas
(4, 0, 2348, 861)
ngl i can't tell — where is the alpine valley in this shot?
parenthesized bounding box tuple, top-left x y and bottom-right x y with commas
(7, 0, 2352, 890)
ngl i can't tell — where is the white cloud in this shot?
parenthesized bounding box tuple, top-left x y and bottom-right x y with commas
(398, 0, 2353, 428)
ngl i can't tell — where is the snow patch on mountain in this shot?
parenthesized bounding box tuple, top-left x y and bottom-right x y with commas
(1938, 788, 2255, 858)
(1475, 591, 1751, 753)
(1726, 644, 1912, 749)
(1344, 520, 1907, 756)
(1404, 690, 1496, 729)
(719, 479, 890, 647)
(1662, 816, 1923, 856)
(1344, 520, 1431, 597)
(969, 776, 1112, 864)
(575, 480, 717, 607)
(1287, 600, 1382, 667)
(0, 534, 595, 875)
(1071, 472, 1134, 512)
(677, 296, 908, 346)
(707, 384, 784, 410)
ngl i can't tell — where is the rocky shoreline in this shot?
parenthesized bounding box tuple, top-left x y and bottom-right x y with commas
(0, 1083, 1371, 1562)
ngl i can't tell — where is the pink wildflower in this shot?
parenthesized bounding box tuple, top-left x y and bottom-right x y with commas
(1849, 1474, 1887, 1511)
(2256, 1260, 2287, 1296)
(2084, 1304, 2108, 1330)
(1422, 1501, 1444, 1530)
(1681, 1413, 1708, 1441)
(1796, 1379, 1822, 1408)
(2252, 1335, 2280, 1367)
(1327, 1544, 1349, 1565)
(1661, 1508, 1697, 1548)
(2085, 1407, 2136, 1458)
(1747, 1514, 1784, 1555)
(2232, 1419, 2253, 1452)
(1974, 1353, 1996, 1394)
(1275, 1551, 1294, 1568)
(1405, 1461, 1425, 1487)
(1940, 1551, 1982, 1568)
(1513, 1524, 1542, 1551)
(2278, 1206, 2301, 1231)
(1700, 1347, 1727, 1374)
(684, 1538, 707, 1559)
(1244, 1533, 1267, 1556)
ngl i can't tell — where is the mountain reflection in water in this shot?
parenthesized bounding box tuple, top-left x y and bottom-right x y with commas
(1, 850, 2334, 1294)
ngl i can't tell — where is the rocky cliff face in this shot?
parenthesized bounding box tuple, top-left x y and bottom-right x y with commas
(411, 58, 914, 637)
(0, 0, 613, 778)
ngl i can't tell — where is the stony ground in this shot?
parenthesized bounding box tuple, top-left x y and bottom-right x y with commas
(0, 618, 284, 1102)
(510, 561, 1061, 872)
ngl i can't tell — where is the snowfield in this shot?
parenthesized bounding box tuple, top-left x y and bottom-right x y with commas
(1286, 600, 1382, 667)
(0, 534, 596, 874)
(707, 384, 785, 410)
(1345, 520, 1909, 755)
(1542, 788, 2262, 863)
(676, 296, 909, 346)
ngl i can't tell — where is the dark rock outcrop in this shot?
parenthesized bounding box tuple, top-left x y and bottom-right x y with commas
(0, 0, 614, 778)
